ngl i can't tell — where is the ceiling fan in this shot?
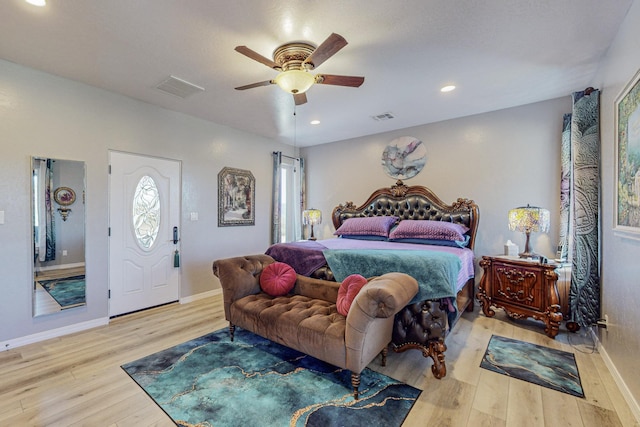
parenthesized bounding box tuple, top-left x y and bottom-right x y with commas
(234, 33, 365, 105)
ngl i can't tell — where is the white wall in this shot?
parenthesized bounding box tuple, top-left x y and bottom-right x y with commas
(0, 59, 292, 343)
(302, 97, 570, 264)
(592, 0, 640, 409)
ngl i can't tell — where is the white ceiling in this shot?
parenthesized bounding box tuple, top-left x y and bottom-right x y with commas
(0, 0, 632, 146)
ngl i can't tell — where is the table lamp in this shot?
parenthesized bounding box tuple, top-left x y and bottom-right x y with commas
(508, 204, 550, 259)
(302, 209, 322, 241)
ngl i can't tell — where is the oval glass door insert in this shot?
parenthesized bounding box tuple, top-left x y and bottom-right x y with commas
(133, 175, 160, 249)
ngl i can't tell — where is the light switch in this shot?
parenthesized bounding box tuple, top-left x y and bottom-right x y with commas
(190, 212, 199, 221)
(0, 210, 4, 224)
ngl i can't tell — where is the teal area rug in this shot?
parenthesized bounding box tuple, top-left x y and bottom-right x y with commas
(39, 275, 86, 309)
(480, 335, 584, 398)
(122, 328, 421, 427)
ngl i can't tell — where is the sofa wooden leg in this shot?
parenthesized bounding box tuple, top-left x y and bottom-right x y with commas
(351, 372, 360, 400)
(426, 339, 447, 379)
(229, 324, 235, 341)
(381, 346, 388, 367)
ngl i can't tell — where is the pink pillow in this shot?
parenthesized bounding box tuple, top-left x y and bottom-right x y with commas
(259, 262, 297, 296)
(389, 220, 469, 241)
(336, 274, 368, 316)
(333, 216, 398, 237)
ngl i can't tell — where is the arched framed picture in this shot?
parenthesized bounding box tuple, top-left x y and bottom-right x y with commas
(218, 167, 255, 226)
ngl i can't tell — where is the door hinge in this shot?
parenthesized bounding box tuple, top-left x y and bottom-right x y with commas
(108, 227, 111, 236)
(108, 289, 111, 299)
(108, 164, 111, 174)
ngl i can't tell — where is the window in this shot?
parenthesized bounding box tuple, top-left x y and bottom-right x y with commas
(272, 152, 304, 243)
(132, 175, 160, 249)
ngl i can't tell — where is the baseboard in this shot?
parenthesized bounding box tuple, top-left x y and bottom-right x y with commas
(179, 288, 222, 304)
(592, 329, 640, 423)
(1, 317, 109, 352)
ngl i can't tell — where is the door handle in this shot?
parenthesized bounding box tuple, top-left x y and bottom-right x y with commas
(173, 226, 179, 244)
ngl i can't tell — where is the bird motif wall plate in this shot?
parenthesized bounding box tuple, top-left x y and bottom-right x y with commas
(381, 136, 427, 179)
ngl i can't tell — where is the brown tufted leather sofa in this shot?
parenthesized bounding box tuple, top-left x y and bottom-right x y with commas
(212, 254, 418, 399)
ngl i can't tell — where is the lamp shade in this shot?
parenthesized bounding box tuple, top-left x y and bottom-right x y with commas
(508, 205, 550, 233)
(303, 209, 322, 225)
(274, 70, 315, 94)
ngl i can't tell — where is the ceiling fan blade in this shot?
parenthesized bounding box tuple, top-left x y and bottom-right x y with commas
(316, 74, 365, 87)
(235, 46, 281, 70)
(234, 80, 274, 90)
(293, 93, 307, 105)
(303, 33, 348, 69)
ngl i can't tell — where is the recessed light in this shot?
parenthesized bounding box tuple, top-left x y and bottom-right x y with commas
(440, 85, 456, 93)
(25, 0, 46, 6)
(310, 120, 320, 125)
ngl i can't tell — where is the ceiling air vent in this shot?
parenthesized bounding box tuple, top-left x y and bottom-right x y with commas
(155, 76, 205, 99)
(371, 112, 395, 121)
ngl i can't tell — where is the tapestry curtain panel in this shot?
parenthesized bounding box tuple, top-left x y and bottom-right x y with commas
(559, 89, 601, 328)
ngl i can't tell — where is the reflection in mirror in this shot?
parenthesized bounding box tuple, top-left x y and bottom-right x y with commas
(32, 157, 86, 317)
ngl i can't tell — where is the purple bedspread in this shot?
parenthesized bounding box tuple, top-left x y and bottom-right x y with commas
(265, 241, 328, 276)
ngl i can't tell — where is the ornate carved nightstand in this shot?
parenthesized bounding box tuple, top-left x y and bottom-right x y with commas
(477, 255, 563, 338)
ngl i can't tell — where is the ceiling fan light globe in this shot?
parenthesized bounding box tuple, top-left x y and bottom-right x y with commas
(274, 70, 315, 94)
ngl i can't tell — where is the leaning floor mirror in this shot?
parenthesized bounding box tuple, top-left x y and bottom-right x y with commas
(31, 157, 86, 317)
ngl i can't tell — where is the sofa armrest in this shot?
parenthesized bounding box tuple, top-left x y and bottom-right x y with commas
(213, 254, 275, 319)
(345, 272, 418, 373)
(351, 273, 418, 319)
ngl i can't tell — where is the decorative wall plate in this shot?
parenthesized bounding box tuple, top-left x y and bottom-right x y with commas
(381, 136, 427, 179)
(54, 186, 76, 206)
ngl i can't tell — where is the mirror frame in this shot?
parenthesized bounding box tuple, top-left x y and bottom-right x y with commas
(31, 156, 87, 317)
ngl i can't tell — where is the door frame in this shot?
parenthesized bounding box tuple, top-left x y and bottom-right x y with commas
(107, 150, 182, 317)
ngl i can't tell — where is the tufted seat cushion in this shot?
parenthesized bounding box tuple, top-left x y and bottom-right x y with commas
(231, 294, 347, 367)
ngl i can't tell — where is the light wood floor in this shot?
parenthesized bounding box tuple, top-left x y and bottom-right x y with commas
(1, 296, 638, 427)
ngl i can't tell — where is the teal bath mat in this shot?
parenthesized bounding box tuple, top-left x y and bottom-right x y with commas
(480, 335, 584, 398)
(39, 275, 86, 309)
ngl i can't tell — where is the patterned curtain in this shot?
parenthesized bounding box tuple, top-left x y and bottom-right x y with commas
(297, 157, 306, 241)
(559, 89, 601, 328)
(35, 158, 56, 262)
(271, 152, 282, 244)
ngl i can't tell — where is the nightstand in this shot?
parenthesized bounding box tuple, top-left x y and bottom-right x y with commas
(477, 255, 563, 338)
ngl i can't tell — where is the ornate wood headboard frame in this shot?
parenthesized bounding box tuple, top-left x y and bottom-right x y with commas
(331, 180, 480, 250)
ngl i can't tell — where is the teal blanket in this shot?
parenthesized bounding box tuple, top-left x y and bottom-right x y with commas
(323, 249, 461, 304)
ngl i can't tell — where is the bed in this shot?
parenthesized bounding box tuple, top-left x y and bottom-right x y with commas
(265, 180, 479, 378)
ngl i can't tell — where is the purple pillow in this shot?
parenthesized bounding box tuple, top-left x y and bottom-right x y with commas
(334, 216, 398, 237)
(389, 220, 469, 241)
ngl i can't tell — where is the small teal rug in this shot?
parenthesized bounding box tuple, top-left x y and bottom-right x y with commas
(122, 328, 420, 427)
(39, 275, 86, 309)
(480, 335, 584, 398)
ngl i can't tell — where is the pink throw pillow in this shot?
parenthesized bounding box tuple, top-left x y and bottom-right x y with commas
(259, 262, 297, 296)
(336, 274, 368, 316)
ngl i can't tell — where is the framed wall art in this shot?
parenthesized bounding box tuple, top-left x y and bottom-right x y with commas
(218, 167, 255, 227)
(614, 68, 640, 240)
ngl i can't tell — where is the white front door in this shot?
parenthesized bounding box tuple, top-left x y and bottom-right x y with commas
(108, 151, 181, 317)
